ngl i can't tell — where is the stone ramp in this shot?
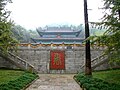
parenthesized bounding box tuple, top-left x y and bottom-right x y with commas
(26, 74, 82, 90)
(81, 54, 108, 71)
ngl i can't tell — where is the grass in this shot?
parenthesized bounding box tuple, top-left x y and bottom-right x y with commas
(0, 69, 25, 84)
(74, 69, 120, 90)
(93, 69, 120, 85)
(0, 69, 38, 90)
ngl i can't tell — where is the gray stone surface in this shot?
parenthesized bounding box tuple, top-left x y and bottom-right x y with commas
(0, 46, 109, 73)
(0, 57, 18, 69)
(26, 74, 81, 90)
(16, 46, 106, 73)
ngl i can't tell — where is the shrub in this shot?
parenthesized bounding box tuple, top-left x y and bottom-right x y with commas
(0, 72, 38, 90)
(74, 74, 120, 90)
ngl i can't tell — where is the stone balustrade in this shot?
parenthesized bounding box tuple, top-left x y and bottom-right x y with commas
(8, 52, 37, 73)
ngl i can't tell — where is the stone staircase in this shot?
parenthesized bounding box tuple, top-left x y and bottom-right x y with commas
(0, 51, 37, 73)
(81, 53, 108, 71)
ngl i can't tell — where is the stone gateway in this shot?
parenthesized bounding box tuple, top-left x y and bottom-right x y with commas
(0, 27, 111, 73)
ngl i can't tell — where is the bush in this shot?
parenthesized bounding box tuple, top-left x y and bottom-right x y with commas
(74, 74, 120, 90)
(0, 72, 38, 90)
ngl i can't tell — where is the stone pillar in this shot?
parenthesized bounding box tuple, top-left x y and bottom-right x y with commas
(28, 43, 31, 49)
(62, 42, 65, 49)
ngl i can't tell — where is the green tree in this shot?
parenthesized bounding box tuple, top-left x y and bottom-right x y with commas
(28, 29, 39, 39)
(11, 25, 30, 43)
(0, 0, 17, 54)
(88, 0, 120, 63)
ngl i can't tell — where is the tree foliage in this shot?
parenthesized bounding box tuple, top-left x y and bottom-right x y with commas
(0, 0, 17, 54)
(88, 0, 120, 62)
(11, 25, 31, 43)
(28, 29, 39, 39)
(11, 25, 41, 43)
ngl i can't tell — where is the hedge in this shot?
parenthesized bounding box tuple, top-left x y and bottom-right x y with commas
(74, 74, 120, 90)
(0, 72, 38, 90)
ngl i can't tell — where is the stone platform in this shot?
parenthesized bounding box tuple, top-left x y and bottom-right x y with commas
(26, 74, 82, 90)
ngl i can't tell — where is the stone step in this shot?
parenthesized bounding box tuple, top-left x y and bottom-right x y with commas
(0, 52, 37, 73)
(81, 54, 108, 71)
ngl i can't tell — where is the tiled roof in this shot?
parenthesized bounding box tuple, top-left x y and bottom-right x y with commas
(32, 27, 84, 44)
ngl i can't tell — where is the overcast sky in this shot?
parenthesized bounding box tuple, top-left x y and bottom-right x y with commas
(7, 0, 104, 29)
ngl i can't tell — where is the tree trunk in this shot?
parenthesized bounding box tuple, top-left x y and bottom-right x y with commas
(83, 0, 92, 75)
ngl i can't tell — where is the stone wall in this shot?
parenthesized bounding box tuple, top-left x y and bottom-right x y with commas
(0, 56, 18, 69)
(9, 46, 107, 73)
(0, 45, 110, 73)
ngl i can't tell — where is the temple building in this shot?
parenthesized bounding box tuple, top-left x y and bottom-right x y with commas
(31, 27, 84, 46)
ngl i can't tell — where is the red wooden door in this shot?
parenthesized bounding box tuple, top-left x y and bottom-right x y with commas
(50, 50, 65, 70)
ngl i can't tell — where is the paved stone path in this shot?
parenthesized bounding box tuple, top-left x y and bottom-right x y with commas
(26, 74, 82, 90)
